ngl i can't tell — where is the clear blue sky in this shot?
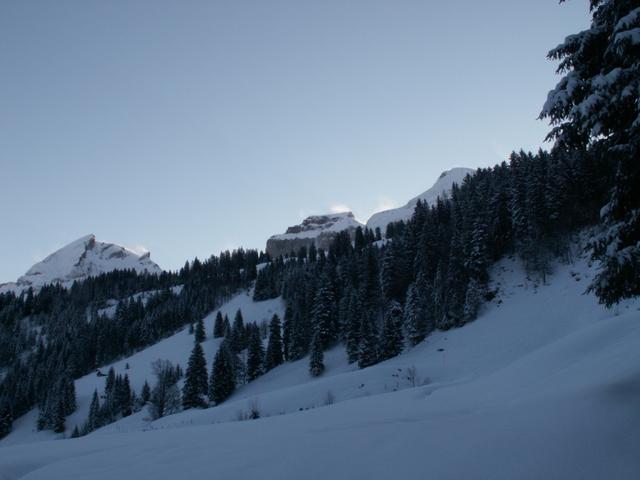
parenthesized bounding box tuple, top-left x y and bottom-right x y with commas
(0, 0, 589, 281)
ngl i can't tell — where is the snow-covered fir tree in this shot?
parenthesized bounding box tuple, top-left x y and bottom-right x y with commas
(308, 332, 325, 377)
(194, 317, 206, 343)
(378, 301, 404, 361)
(540, 0, 640, 306)
(213, 311, 225, 338)
(311, 273, 337, 350)
(230, 309, 247, 353)
(345, 292, 361, 363)
(358, 312, 379, 369)
(209, 342, 236, 404)
(264, 314, 284, 371)
(403, 274, 430, 347)
(0, 399, 12, 439)
(182, 341, 209, 409)
(246, 324, 265, 381)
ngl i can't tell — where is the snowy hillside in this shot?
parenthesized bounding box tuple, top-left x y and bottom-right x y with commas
(0, 290, 284, 447)
(2, 245, 639, 479)
(0, 234, 162, 294)
(97, 285, 184, 319)
(366, 167, 474, 233)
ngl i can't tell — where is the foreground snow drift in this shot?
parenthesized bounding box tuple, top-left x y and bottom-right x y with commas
(1, 255, 639, 479)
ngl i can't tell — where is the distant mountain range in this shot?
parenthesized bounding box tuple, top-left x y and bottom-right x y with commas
(267, 167, 473, 257)
(1, 168, 473, 292)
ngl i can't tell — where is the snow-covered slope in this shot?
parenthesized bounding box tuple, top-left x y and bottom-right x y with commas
(0, 290, 284, 447)
(0, 234, 162, 294)
(2, 244, 639, 479)
(366, 167, 474, 233)
(266, 212, 364, 257)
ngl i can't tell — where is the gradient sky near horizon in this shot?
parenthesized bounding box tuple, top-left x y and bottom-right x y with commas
(0, 1, 590, 282)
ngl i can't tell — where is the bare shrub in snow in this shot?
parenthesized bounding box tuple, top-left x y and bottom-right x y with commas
(406, 365, 419, 387)
(323, 390, 335, 406)
(236, 399, 261, 421)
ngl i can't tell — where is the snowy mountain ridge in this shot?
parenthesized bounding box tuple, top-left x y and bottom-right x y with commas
(366, 167, 474, 232)
(0, 234, 162, 294)
(266, 168, 473, 257)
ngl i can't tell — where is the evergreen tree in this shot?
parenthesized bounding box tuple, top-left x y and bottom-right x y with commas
(358, 312, 378, 369)
(443, 205, 466, 327)
(230, 310, 246, 353)
(254, 265, 278, 300)
(246, 326, 265, 381)
(105, 367, 116, 397)
(213, 311, 225, 338)
(120, 374, 133, 417)
(289, 310, 311, 361)
(194, 317, 206, 343)
(130, 390, 139, 412)
(404, 277, 429, 346)
(381, 242, 404, 303)
(141, 381, 151, 404)
(311, 274, 337, 349)
(223, 315, 231, 338)
(540, 0, 640, 306)
(359, 246, 382, 316)
(308, 332, 325, 377)
(182, 342, 209, 409)
(264, 314, 284, 371)
(378, 301, 404, 361)
(71, 425, 80, 438)
(282, 305, 293, 361)
(354, 226, 366, 252)
(308, 243, 318, 263)
(62, 376, 76, 416)
(87, 389, 101, 432)
(0, 399, 12, 439)
(112, 374, 132, 417)
(52, 398, 66, 434)
(463, 277, 483, 322)
(209, 343, 236, 404)
(345, 293, 361, 364)
(37, 401, 49, 431)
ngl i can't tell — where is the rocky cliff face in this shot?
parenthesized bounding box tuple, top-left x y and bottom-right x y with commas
(266, 212, 363, 258)
(0, 234, 162, 294)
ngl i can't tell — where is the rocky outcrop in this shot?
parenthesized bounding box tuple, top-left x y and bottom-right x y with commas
(266, 212, 363, 258)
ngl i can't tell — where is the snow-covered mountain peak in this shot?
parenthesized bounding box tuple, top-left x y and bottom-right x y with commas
(0, 234, 162, 294)
(366, 167, 474, 233)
